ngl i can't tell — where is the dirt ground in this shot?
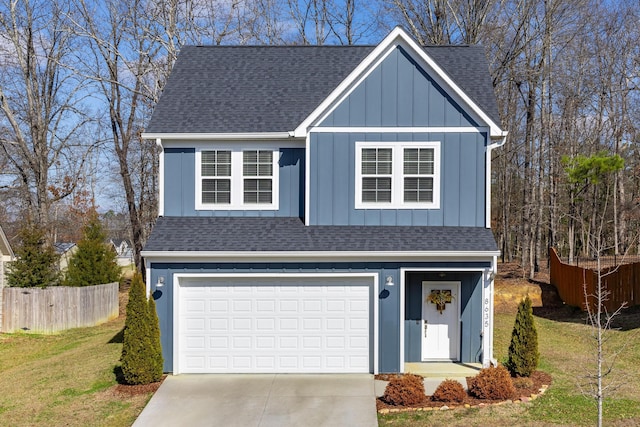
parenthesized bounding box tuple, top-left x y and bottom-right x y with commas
(494, 262, 562, 315)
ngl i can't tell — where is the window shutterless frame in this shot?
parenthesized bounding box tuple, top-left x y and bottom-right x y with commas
(195, 147, 279, 210)
(354, 141, 440, 209)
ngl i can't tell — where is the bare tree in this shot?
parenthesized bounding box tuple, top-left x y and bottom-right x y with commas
(69, 0, 163, 272)
(0, 0, 94, 231)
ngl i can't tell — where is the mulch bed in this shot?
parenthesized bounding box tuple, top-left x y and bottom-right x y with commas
(114, 375, 167, 396)
(376, 371, 552, 412)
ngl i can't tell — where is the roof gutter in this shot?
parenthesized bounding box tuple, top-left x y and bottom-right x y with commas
(141, 250, 501, 263)
(141, 132, 297, 141)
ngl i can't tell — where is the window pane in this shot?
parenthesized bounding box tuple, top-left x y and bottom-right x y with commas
(202, 150, 231, 177)
(362, 148, 392, 175)
(404, 177, 433, 203)
(244, 179, 272, 204)
(404, 147, 434, 176)
(362, 178, 391, 203)
(202, 179, 231, 204)
(244, 150, 273, 177)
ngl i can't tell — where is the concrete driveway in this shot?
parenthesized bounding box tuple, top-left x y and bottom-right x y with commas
(132, 374, 378, 427)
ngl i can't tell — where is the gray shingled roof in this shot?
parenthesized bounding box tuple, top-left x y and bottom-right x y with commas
(145, 44, 501, 134)
(143, 217, 498, 253)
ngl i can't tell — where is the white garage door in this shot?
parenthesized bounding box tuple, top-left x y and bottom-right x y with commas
(176, 276, 372, 374)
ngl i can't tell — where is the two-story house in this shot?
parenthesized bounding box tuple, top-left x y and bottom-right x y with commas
(141, 27, 506, 375)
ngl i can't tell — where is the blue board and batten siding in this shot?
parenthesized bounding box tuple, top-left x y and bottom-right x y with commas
(308, 45, 487, 226)
(319, 46, 478, 128)
(149, 262, 489, 373)
(308, 132, 486, 226)
(163, 147, 305, 217)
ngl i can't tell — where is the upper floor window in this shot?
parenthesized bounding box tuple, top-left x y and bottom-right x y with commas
(355, 141, 440, 209)
(196, 147, 279, 210)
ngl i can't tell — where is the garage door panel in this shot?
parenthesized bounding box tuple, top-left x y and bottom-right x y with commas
(177, 277, 372, 373)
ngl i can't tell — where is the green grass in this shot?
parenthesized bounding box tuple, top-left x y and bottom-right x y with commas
(0, 314, 152, 427)
(380, 309, 640, 426)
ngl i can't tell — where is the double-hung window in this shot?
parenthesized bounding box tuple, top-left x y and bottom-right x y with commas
(355, 141, 440, 209)
(196, 147, 279, 210)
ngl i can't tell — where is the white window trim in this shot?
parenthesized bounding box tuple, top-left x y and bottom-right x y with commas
(195, 146, 280, 210)
(355, 141, 440, 209)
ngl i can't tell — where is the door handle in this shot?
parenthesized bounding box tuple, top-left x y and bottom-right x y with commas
(424, 320, 428, 337)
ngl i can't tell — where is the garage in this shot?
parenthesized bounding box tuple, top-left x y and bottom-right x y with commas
(174, 274, 376, 374)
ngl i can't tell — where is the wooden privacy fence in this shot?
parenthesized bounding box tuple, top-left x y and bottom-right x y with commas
(550, 248, 640, 311)
(1, 282, 119, 334)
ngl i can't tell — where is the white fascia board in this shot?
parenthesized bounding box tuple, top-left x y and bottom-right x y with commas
(293, 26, 505, 138)
(142, 132, 297, 141)
(141, 250, 500, 263)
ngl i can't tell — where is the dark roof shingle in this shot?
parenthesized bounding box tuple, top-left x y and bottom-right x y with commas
(143, 217, 498, 253)
(145, 44, 501, 134)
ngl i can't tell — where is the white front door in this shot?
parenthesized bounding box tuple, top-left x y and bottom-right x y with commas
(421, 281, 460, 361)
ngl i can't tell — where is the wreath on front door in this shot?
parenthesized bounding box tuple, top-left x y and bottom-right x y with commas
(427, 290, 453, 314)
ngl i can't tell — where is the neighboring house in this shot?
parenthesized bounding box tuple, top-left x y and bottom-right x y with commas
(0, 224, 15, 331)
(54, 242, 78, 272)
(141, 27, 507, 375)
(110, 239, 134, 267)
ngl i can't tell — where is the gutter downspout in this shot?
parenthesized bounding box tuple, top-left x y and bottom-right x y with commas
(485, 132, 508, 228)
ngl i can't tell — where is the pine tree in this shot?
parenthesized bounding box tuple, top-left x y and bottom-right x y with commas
(506, 296, 539, 377)
(7, 224, 60, 288)
(64, 214, 121, 287)
(121, 272, 162, 384)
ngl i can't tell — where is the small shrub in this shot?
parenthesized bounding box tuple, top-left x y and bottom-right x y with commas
(512, 376, 534, 390)
(432, 379, 467, 403)
(468, 365, 516, 400)
(382, 374, 426, 406)
(506, 296, 539, 377)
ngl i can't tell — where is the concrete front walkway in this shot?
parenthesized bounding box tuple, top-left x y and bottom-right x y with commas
(133, 374, 378, 427)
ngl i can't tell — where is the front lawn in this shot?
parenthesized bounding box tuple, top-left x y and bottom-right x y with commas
(0, 307, 151, 426)
(379, 302, 640, 426)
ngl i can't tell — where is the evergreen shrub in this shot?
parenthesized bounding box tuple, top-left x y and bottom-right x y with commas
(120, 272, 163, 384)
(506, 296, 539, 377)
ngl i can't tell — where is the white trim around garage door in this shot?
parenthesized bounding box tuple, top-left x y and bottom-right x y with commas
(173, 272, 379, 374)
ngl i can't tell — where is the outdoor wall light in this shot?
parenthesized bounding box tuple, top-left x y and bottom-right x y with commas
(385, 276, 395, 286)
(156, 276, 165, 288)
(486, 270, 496, 282)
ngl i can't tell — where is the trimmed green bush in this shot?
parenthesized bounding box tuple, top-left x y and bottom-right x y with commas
(121, 273, 163, 384)
(7, 223, 60, 288)
(506, 295, 539, 377)
(64, 214, 121, 286)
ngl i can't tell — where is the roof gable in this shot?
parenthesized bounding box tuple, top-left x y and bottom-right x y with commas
(295, 27, 503, 137)
(144, 27, 504, 138)
(317, 45, 479, 128)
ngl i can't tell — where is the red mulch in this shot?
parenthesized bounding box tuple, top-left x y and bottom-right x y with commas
(376, 371, 552, 410)
(114, 375, 167, 396)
